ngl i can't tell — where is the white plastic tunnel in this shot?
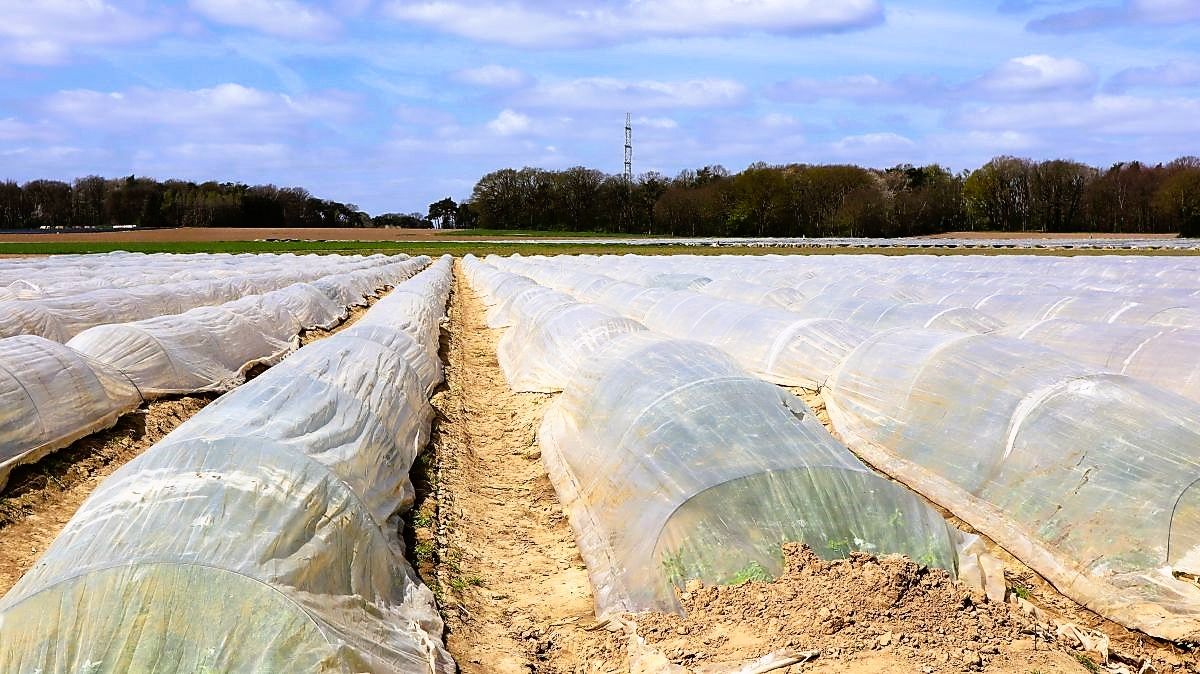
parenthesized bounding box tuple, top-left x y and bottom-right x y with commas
(540, 332, 961, 617)
(0, 335, 143, 491)
(0, 260, 455, 673)
(825, 328, 1200, 641)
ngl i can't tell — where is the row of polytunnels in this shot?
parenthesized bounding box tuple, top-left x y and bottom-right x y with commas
(2, 251, 1200, 671)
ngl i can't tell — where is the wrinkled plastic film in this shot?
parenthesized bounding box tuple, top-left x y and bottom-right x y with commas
(0, 256, 454, 673)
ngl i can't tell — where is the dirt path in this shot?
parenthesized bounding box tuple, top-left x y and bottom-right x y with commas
(418, 261, 623, 673)
(0, 289, 384, 596)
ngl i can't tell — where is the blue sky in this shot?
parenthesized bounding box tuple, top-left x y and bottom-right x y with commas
(1, 0, 1198, 216)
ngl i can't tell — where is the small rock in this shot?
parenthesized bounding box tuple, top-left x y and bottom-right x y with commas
(962, 650, 983, 667)
(1010, 639, 1034, 652)
(878, 632, 893, 647)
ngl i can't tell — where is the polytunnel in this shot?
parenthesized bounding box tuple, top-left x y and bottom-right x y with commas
(635, 290, 870, 388)
(0, 260, 454, 673)
(486, 258, 868, 389)
(66, 304, 295, 398)
(1014, 318, 1200, 403)
(694, 278, 806, 311)
(0, 335, 143, 490)
(495, 301, 645, 392)
(539, 332, 961, 617)
(824, 329, 1200, 641)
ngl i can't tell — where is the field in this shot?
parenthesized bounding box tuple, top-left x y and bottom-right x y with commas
(1, 240, 1199, 673)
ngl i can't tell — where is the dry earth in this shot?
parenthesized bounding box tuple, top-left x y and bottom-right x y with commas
(417, 262, 624, 673)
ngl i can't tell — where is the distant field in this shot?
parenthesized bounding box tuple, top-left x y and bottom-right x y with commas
(0, 226, 1194, 256)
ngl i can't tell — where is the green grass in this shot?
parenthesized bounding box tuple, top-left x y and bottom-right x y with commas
(413, 541, 435, 562)
(448, 575, 484, 591)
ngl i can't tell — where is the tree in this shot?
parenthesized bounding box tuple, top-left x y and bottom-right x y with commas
(1029, 159, 1093, 232)
(0, 180, 30, 229)
(427, 197, 458, 229)
(1157, 159, 1200, 237)
(963, 156, 1032, 231)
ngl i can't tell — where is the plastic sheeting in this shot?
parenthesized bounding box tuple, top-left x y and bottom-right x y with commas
(0, 336, 143, 491)
(1013, 318, 1200, 404)
(825, 329, 1200, 641)
(66, 303, 297, 399)
(540, 332, 960, 616)
(464, 255, 646, 393)
(0, 253, 418, 341)
(487, 258, 867, 388)
(0, 257, 454, 673)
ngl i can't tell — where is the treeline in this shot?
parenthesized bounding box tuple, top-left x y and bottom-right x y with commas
(0, 175, 367, 230)
(463, 156, 1200, 237)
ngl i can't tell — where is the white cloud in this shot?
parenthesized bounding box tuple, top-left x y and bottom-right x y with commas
(832, 132, 916, 153)
(0, 0, 165, 64)
(971, 54, 1096, 98)
(634, 116, 679, 130)
(523, 77, 746, 110)
(0, 118, 61, 143)
(382, 0, 882, 48)
(452, 65, 529, 89)
(1106, 60, 1200, 93)
(487, 109, 532, 135)
(1027, 0, 1200, 32)
(41, 84, 355, 143)
(189, 0, 338, 39)
(953, 95, 1200, 135)
(762, 113, 798, 128)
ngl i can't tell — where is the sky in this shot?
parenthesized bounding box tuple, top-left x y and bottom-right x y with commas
(1, 0, 1198, 216)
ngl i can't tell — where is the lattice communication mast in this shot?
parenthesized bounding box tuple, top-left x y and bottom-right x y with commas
(624, 113, 632, 182)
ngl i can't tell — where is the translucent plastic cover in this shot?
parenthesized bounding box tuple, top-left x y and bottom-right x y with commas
(539, 332, 960, 617)
(0, 335, 142, 490)
(0, 258, 454, 673)
(826, 329, 1200, 641)
(0, 253, 419, 341)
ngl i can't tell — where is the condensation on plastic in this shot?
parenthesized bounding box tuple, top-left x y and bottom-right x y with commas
(0, 257, 454, 673)
(539, 331, 960, 617)
(825, 329, 1200, 641)
(0, 336, 143, 491)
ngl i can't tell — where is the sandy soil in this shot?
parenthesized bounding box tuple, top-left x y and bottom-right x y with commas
(420, 261, 624, 673)
(0, 288, 383, 596)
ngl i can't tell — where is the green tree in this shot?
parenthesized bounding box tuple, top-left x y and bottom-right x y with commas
(427, 197, 458, 229)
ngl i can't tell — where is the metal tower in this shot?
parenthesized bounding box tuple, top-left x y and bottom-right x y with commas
(624, 113, 632, 182)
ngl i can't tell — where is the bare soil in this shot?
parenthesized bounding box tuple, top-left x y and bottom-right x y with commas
(418, 261, 623, 673)
(0, 393, 215, 595)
